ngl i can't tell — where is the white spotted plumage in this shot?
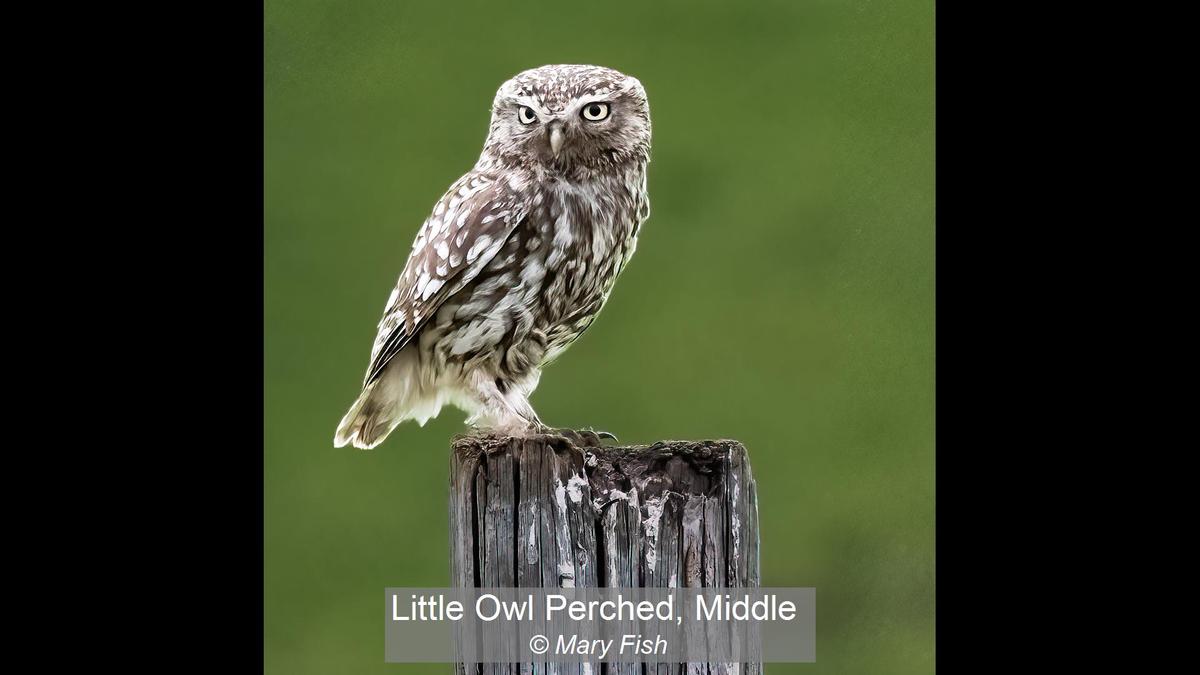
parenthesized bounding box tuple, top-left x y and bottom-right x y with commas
(335, 65, 651, 449)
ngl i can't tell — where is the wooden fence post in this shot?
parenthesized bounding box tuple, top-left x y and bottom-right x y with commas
(449, 435, 761, 674)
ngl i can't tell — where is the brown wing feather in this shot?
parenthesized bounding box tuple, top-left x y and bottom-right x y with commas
(362, 171, 531, 387)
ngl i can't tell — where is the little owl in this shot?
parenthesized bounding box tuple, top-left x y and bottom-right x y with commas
(334, 64, 651, 449)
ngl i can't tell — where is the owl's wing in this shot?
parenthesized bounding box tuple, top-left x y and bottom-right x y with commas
(361, 171, 532, 387)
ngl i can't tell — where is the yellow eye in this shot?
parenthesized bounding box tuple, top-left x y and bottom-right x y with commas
(518, 106, 538, 125)
(581, 102, 610, 121)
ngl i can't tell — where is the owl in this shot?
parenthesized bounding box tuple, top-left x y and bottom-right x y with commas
(334, 64, 651, 449)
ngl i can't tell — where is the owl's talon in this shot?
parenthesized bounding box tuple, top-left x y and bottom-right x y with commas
(580, 426, 618, 443)
(537, 427, 607, 448)
(577, 429, 604, 448)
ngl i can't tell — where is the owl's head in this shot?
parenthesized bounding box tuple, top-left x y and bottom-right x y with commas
(483, 64, 651, 174)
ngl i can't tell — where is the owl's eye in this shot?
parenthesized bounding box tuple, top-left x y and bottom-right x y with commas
(518, 106, 538, 125)
(581, 102, 610, 121)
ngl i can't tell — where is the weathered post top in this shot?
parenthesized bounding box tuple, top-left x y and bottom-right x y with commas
(449, 434, 762, 673)
(449, 433, 760, 594)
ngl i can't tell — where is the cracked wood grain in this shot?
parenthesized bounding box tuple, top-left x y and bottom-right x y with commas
(449, 436, 761, 674)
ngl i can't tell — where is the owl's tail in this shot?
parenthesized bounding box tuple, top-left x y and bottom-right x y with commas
(333, 347, 441, 449)
(334, 379, 401, 449)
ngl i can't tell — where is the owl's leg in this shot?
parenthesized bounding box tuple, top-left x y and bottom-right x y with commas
(463, 371, 614, 446)
(463, 371, 541, 435)
(504, 389, 543, 430)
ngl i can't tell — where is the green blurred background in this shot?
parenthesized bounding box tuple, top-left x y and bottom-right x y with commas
(265, 0, 933, 672)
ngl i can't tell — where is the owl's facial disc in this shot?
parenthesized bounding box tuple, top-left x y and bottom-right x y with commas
(487, 65, 650, 171)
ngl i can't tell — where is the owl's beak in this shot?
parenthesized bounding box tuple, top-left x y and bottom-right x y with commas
(549, 125, 566, 158)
